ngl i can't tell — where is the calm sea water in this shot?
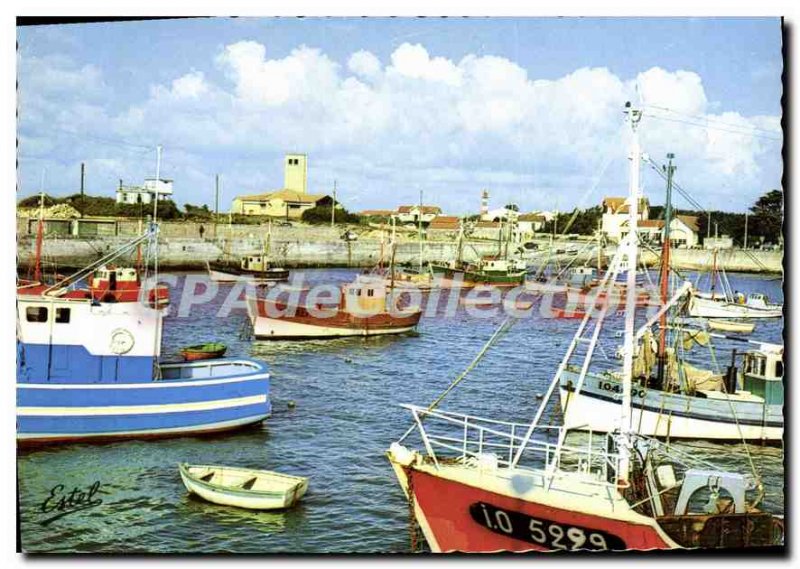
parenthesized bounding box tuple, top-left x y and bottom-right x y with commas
(17, 269, 785, 553)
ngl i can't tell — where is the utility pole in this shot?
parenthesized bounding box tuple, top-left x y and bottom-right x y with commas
(744, 212, 749, 249)
(152, 145, 162, 223)
(331, 180, 337, 229)
(707, 212, 711, 241)
(418, 188, 424, 273)
(214, 174, 220, 239)
(715, 222, 719, 240)
(79, 162, 85, 218)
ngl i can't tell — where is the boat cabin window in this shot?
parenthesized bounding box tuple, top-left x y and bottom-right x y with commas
(367, 289, 374, 297)
(26, 306, 48, 323)
(55, 307, 71, 324)
(775, 360, 783, 378)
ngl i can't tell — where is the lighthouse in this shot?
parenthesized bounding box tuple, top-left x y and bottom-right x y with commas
(480, 189, 489, 218)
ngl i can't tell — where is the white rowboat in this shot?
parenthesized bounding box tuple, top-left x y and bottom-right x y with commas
(179, 463, 308, 510)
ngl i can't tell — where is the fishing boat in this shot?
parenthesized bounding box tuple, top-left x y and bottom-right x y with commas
(559, 150, 782, 442)
(208, 224, 289, 284)
(430, 221, 527, 287)
(17, 224, 271, 446)
(207, 255, 290, 284)
(180, 343, 227, 361)
(247, 274, 422, 340)
(707, 319, 756, 334)
(686, 249, 782, 319)
(386, 104, 783, 552)
(179, 464, 308, 510)
(688, 290, 782, 319)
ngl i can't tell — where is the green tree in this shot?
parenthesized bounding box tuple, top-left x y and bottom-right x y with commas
(749, 189, 783, 245)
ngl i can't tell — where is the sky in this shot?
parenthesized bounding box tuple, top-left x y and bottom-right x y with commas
(16, 17, 783, 215)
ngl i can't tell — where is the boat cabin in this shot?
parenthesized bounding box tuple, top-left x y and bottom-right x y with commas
(742, 343, 783, 405)
(16, 295, 162, 383)
(343, 275, 388, 315)
(91, 266, 140, 293)
(478, 256, 526, 274)
(241, 254, 272, 272)
(746, 293, 777, 309)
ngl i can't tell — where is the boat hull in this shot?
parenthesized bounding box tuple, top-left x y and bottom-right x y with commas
(207, 262, 290, 284)
(689, 297, 782, 319)
(248, 298, 421, 339)
(387, 457, 675, 552)
(559, 371, 782, 442)
(431, 265, 525, 287)
(17, 360, 271, 446)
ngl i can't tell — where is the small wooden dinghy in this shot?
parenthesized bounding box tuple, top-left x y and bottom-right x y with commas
(707, 319, 756, 334)
(179, 464, 309, 510)
(180, 343, 227, 361)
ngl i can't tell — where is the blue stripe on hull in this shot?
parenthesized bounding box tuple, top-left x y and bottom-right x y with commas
(17, 401, 272, 437)
(17, 377, 268, 407)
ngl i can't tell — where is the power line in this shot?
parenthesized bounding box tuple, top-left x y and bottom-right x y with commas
(645, 104, 781, 136)
(644, 111, 782, 142)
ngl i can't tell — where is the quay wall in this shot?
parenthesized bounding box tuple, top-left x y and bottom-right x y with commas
(16, 233, 784, 274)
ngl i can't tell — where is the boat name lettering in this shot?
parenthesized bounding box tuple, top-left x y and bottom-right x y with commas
(39, 480, 104, 526)
(469, 501, 626, 551)
(597, 381, 646, 399)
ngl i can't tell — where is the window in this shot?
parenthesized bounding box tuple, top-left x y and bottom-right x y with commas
(367, 289, 374, 297)
(775, 360, 784, 378)
(55, 307, 71, 324)
(26, 306, 48, 322)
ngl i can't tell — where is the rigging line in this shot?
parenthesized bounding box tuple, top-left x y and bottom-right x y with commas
(643, 112, 782, 142)
(644, 104, 781, 136)
(645, 159, 707, 213)
(43, 127, 156, 152)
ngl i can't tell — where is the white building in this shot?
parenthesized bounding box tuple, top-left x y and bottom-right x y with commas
(481, 205, 520, 222)
(517, 213, 546, 239)
(601, 196, 650, 242)
(116, 178, 174, 205)
(393, 205, 442, 225)
(669, 215, 701, 249)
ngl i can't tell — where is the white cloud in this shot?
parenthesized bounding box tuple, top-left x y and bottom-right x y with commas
(170, 71, 209, 99)
(347, 50, 381, 80)
(17, 40, 782, 214)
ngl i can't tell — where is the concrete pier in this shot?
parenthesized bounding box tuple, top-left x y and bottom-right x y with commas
(16, 233, 783, 274)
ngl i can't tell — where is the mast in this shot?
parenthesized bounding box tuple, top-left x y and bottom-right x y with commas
(619, 102, 643, 485)
(656, 153, 675, 388)
(418, 189, 423, 273)
(33, 191, 45, 283)
(710, 248, 718, 299)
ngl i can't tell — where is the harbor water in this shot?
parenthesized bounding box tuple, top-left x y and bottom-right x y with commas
(17, 269, 785, 553)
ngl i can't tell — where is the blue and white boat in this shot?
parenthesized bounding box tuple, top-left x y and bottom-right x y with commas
(16, 226, 271, 446)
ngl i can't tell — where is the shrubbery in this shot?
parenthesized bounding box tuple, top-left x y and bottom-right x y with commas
(301, 205, 360, 225)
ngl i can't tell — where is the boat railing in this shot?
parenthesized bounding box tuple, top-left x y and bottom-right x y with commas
(401, 404, 622, 488)
(159, 359, 267, 380)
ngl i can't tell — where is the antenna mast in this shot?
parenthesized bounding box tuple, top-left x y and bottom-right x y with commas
(618, 102, 642, 485)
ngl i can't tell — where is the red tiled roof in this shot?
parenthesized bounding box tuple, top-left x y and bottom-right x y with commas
(397, 205, 442, 214)
(638, 220, 665, 228)
(429, 215, 460, 229)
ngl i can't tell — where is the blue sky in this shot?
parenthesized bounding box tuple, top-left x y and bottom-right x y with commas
(17, 17, 783, 214)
